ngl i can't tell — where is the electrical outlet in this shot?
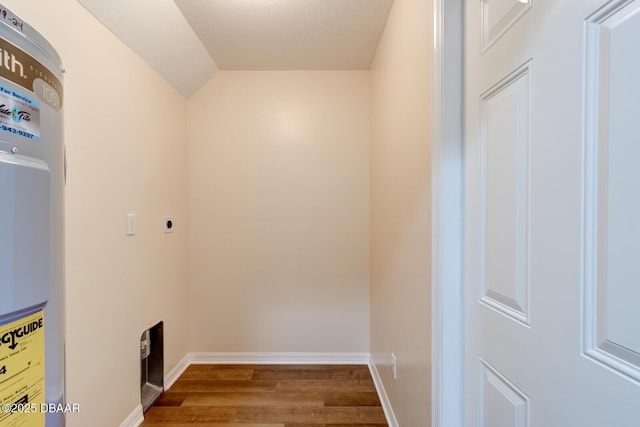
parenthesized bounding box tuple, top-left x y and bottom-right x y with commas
(391, 353, 397, 380)
(163, 215, 175, 233)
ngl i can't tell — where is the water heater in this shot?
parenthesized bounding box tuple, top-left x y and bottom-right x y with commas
(0, 4, 65, 427)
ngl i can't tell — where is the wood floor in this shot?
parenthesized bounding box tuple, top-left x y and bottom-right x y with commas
(141, 364, 388, 427)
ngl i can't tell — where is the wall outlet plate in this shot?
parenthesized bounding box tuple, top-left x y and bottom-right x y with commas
(391, 353, 397, 380)
(164, 215, 175, 233)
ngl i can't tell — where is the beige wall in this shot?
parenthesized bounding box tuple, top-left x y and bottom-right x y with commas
(3, 1, 190, 426)
(188, 71, 370, 353)
(3, 1, 432, 424)
(370, 0, 433, 424)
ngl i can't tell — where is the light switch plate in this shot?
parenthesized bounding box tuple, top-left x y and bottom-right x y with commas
(126, 213, 136, 236)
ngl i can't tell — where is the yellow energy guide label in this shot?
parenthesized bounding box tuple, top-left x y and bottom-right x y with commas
(0, 310, 45, 426)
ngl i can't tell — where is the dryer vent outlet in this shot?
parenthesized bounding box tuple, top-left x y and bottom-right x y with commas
(141, 321, 164, 412)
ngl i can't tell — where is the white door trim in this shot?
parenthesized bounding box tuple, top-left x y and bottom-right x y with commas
(431, 0, 464, 426)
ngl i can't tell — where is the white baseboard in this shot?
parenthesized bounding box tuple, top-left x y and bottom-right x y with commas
(368, 355, 399, 427)
(164, 354, 191, 390)
(188, 352, 369, 365)
(136, 352, 396, 427)
(119, 404, 144, 427)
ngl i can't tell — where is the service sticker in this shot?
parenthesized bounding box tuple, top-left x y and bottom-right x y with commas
(0, 310, 45, 426)
(0, 85, 40, 141)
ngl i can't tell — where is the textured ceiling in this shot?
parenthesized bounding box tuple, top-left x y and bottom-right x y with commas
(77, 0, 217, 97)
(77, 0, 393, 97)
(174, 0, 394, 70)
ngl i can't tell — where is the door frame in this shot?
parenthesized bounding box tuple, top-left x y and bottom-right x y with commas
(431, 0, 464, 426)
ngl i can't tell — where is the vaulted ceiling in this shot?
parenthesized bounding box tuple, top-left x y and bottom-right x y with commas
(77, 0, 394, 98)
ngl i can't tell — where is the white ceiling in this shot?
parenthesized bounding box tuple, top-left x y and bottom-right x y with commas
(77, 0, 393, 98)
(174, 0, 394, 70)
(77, 0, 218, 98)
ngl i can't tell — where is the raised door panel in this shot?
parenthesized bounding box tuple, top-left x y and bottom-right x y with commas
(481, 0, 532, 51)
(480, 62, 531, 326)
(479, 359, 530, 427)
(584, 0, 640, 382)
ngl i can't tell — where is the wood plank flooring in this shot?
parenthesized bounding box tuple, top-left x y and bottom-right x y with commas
(141, 364, 388, 427)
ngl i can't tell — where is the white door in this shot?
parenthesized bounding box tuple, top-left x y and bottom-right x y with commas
(464, 0, 640, 426)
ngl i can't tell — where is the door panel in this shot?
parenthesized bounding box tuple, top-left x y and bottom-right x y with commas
(480, 61, 531, 326)
(479, 358, 529, 427)
(464, 0, 640, 425)
(481, 0, 532, 52)
(584, 0, 640, 383)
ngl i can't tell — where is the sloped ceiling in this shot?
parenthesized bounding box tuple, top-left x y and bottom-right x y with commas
(77, 0, 217, 98)
(174, 0, 394, 70)
(77, 0, 393, 98)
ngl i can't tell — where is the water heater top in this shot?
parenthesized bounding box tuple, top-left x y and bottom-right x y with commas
(0, 3, 63, 77)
